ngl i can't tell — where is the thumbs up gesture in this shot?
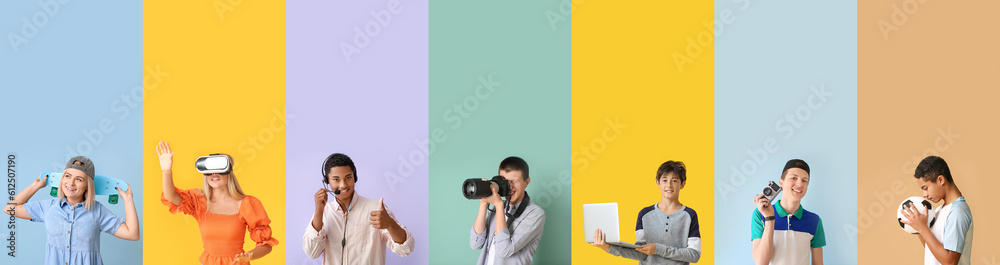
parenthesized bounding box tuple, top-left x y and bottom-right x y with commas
(369, 198, 396, 230)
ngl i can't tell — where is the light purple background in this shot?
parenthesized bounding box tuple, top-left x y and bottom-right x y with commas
(286, 0, 428, 264)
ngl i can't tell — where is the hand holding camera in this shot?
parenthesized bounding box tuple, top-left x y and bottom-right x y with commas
(480, 184, 503, 207)
(754, 181, 781, 217)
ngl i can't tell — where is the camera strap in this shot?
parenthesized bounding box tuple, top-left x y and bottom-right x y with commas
(504, 192, 530, 229)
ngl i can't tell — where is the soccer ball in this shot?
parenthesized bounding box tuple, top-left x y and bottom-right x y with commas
(896, 196, 937, 234)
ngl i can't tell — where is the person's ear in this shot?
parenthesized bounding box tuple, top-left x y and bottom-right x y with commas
(524, 177, 530, 186)
(680, 181, 686, 189)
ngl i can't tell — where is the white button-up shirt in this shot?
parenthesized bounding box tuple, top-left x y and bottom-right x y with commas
(303, 191, 414, 265)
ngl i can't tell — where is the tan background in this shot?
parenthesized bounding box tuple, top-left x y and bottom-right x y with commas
(859, 0, 1000, 264)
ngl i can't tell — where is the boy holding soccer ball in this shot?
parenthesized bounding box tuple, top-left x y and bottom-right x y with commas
(900, 156, 973, 265)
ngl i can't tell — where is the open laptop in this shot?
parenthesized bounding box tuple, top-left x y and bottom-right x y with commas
(583, 203, 641, 249)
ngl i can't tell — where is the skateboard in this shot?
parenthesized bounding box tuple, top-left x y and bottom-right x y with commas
(42, 171, 129, 204)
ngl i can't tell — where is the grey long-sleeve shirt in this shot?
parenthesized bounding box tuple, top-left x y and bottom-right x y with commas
(470, 201, 546, 265)
(608, 204, 702, 265)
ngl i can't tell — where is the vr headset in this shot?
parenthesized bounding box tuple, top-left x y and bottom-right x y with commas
(195, 154, 232, 175)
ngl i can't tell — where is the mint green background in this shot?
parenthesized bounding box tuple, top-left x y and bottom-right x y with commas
(429, 0, 570, 263)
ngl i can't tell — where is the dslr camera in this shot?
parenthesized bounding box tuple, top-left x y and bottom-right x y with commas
(462, 176, 511, 199)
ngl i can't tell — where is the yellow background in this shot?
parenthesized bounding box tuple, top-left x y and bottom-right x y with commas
(571, 0, 714, 264)
(143, 1, 286, 264)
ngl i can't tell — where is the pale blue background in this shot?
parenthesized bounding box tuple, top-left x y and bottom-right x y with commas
(0, 0, 142, 263)
(714, 0, 857, 264)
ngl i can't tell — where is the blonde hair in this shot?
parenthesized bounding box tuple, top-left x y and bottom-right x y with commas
(201, 154, 246, 202)
(56, 171, 96, 210)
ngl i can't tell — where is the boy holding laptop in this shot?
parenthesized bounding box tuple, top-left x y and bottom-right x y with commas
(590, 160, 702, 264)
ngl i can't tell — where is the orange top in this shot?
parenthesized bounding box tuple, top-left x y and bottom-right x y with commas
(162, 188, 280, 265)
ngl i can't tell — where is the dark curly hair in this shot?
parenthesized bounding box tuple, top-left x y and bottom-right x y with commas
(914, 156, 952, 183)
(323, 153, 357, 183)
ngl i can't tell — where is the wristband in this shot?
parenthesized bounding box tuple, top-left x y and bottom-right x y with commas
(764, 216, 775, 222)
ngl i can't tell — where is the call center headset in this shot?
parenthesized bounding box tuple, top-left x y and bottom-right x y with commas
(321, 153, 357, 195)
(321, 153, 358, 249)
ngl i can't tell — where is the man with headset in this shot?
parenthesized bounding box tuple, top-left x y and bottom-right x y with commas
(303, 153, 415, 265)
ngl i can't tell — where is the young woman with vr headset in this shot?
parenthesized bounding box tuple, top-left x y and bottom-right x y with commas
(156, 141, 279, 265)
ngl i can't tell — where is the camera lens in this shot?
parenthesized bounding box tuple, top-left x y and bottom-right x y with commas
(462, 178, 493, 199)
(462, 176, 513, 200)
(763, 188, 772, 196)
(464, 182, 477, 195)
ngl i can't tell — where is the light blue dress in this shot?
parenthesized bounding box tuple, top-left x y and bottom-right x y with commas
(24, 199, 125, 265)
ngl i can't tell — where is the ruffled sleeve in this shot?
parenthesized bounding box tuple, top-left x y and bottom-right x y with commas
(161, 188, 205, 217)
(240, 195, 279, 247)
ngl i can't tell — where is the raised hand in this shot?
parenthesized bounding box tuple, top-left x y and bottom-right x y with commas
(155, 141, 174, 171)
